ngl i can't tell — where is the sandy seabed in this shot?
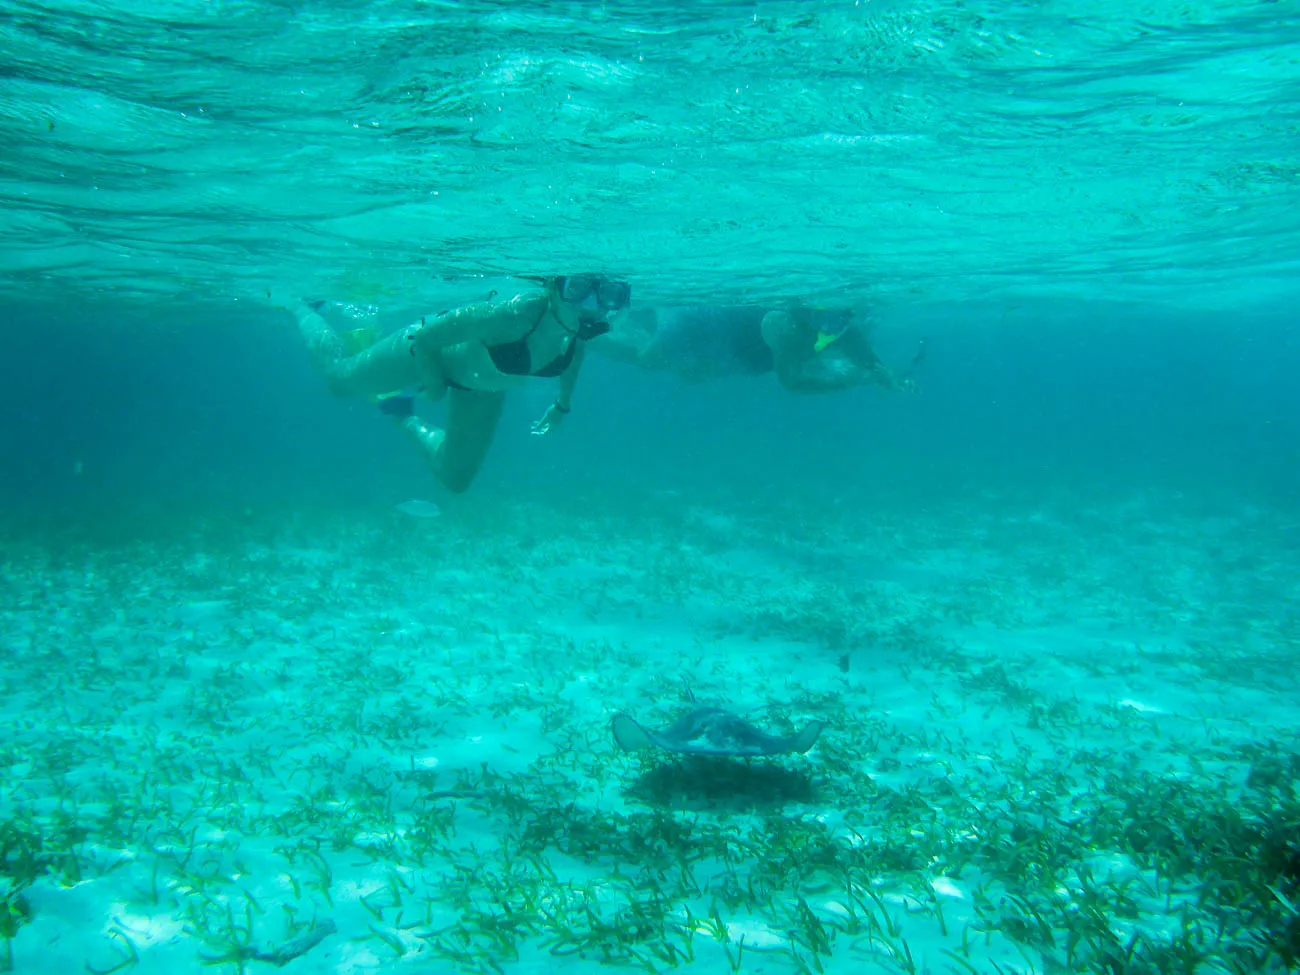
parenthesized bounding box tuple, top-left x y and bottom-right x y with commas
(2, 485, 1298, 975)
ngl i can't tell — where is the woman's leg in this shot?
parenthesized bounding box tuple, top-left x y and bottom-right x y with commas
(296, 303, 425, 399)
(400, 388, 506, 493)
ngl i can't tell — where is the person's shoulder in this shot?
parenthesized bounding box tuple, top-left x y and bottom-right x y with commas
(759, 308, 794, 337)
(458, 289, 547, 336)
(503, 289, 549, 318)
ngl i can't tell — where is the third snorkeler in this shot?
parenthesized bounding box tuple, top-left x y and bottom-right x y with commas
(592, 303, 925, 394)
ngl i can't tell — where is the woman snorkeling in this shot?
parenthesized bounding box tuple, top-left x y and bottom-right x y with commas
(284, 273, 631, 492)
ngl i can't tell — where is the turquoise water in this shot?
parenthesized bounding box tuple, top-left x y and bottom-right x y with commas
(3, 0, 1299, 309)
(3, 2, 1300, 975)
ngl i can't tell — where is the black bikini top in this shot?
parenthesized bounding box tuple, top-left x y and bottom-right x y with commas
(485, 304, 610, 378)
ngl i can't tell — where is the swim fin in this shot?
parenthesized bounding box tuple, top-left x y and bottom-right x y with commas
(340, 325, 380, 355)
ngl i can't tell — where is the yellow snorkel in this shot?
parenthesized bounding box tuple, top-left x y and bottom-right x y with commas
(814, 328, 845, 353)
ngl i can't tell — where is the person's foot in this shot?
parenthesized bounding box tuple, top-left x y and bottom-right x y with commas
(401, 416, 445, 456)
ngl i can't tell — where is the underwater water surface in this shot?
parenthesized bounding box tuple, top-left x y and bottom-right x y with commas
(2, 0, 1299, 309)
(2, 2, 1300, 975)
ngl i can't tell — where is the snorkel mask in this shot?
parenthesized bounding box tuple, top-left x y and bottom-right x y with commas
(556, 273, 632, 315)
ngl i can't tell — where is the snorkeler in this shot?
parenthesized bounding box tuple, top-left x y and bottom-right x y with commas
(591, 303, 922, 394)
(280, 274, 631, 493)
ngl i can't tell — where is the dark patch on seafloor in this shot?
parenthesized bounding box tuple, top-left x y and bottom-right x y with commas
(624, 756, 816, 811)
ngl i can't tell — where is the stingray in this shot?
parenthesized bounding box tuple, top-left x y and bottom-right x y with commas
(611, 706, 823, 758)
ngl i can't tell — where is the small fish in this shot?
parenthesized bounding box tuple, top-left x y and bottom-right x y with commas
(253, 919, 337, 965)
(395, 499, 442, 519)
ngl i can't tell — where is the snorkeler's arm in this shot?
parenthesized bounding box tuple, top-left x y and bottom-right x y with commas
(775, 366, 859, 394)
(412, 293, 547, 352)
(584, 307, 658, 366)
(776, 353, 909, 394)
(530, 342, 585, 436)
(556, 340, 586, 412)
(837, 328, 910, 389)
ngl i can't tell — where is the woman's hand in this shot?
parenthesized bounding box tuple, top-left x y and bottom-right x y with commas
(530, 401, 569, 436)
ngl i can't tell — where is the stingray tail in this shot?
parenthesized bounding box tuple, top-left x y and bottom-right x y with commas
(789, 721, 825, 754)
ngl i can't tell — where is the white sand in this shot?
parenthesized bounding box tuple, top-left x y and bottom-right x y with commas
(2, 485, 1296, 974)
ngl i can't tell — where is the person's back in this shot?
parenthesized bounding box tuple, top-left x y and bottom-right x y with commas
(609, 305, 772, 382)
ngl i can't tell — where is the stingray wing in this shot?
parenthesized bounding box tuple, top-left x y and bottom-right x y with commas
(612, 709, 730, 755)
(730, 717, 825, 756)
